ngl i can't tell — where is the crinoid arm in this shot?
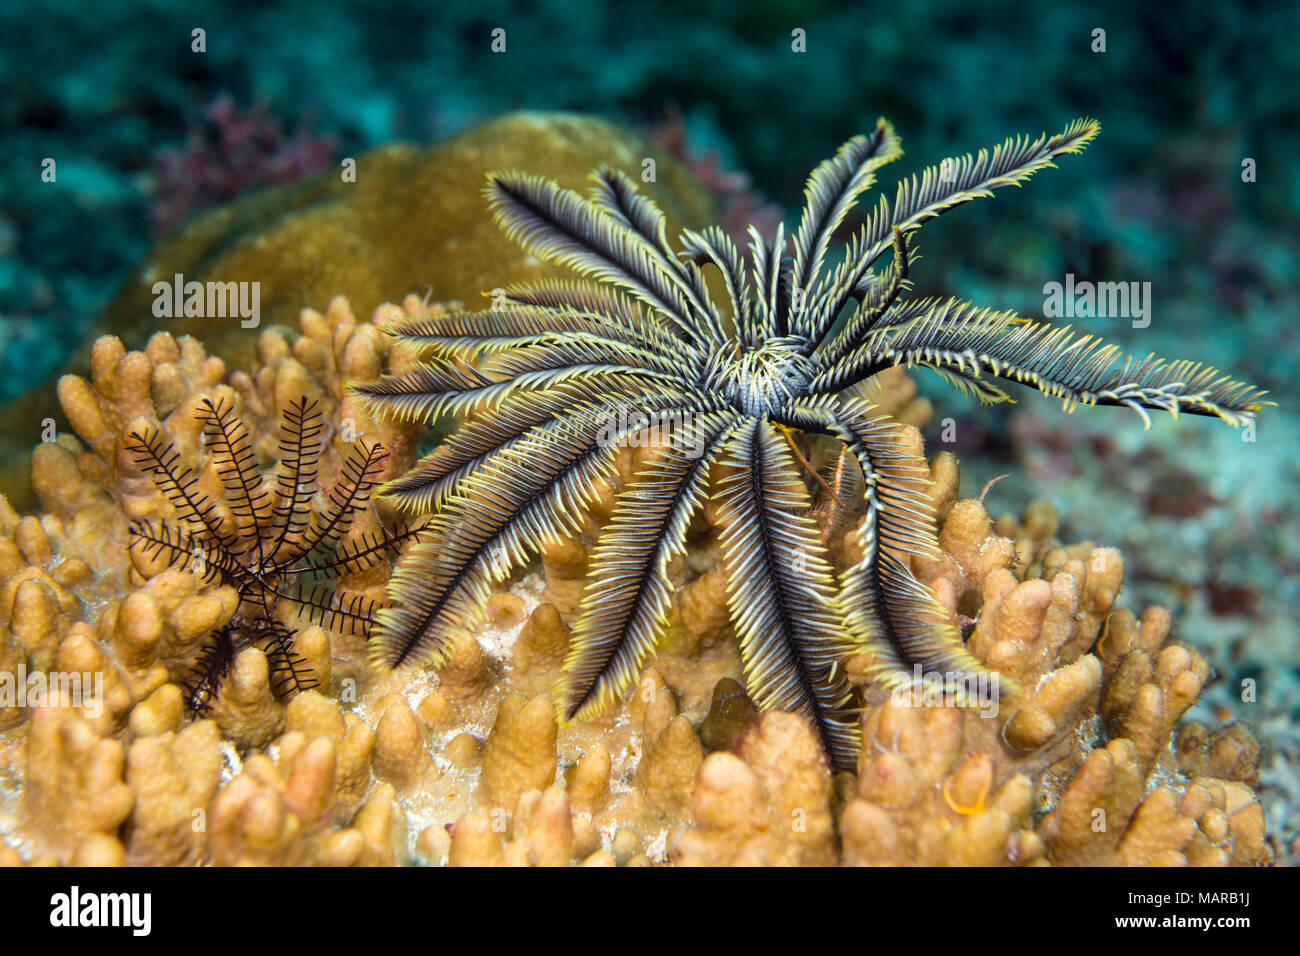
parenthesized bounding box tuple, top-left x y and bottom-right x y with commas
(676, 225, 759, 343)
(127, 519, 241, 586)
(374, 378, 647, 514)
(779, 395, 1014, 704)
(558, 411, 742, 723)
(788, 117, 902, 339)
(812, 227, 915, 369)
(125, 426, 239, 550)
(198, 396, 275, 560)
(369, 398, 668, 670)
(799, 118, 1102, 346)
(256, 619, 319, 699)
(182, 625, 237, 717)
(810, 299, 1270, 428)
(284, 521, 430, 578)
(182, 619, 319, 719)
(714, 418, 863, 770)
(352, 328, 685, 423)
(280, 584, 382, 638)
(482, 168, 722, 350)
(264, 396, 324, 565)
(352, 209, 723, 672)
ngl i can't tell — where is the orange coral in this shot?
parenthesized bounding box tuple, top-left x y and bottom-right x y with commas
(0, 300, 1270, 867)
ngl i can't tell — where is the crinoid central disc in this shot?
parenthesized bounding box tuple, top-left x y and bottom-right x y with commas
(710, 337, 815, 417)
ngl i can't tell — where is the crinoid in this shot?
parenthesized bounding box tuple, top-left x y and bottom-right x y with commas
(354, 117, 1267, 769)
(127, 396, 422, 715)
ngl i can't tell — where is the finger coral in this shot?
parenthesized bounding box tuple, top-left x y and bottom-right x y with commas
(0, 303, 1273, 867)
(0, 299, 427, 864)
(672, 451, 1269, 866)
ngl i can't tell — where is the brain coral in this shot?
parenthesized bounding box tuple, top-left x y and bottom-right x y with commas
(0, 295, 1270, 867)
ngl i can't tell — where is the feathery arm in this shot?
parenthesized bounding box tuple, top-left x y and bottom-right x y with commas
(560, 411, 740, 721)
(715, 417, 862, 770)
(790, 119, 903, 342)
(808, 119, 1101, 343)
(810, 299, 1270, 428)
(485, 170, 721, 349)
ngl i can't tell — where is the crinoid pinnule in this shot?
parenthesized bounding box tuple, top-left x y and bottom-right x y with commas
(126, 395, 424, 715)
(354, 117, 1268, 770)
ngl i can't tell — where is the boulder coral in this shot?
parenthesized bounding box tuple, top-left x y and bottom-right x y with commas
(0, 112, 718, 509)
(0, 295, 1271, 867)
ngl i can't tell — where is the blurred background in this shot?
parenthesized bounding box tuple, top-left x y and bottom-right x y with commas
(1, 0, 1297, 854)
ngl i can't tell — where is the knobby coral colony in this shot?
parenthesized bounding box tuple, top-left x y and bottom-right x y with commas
(126, 396, 419, 714)
(354, 118, 1268, 771)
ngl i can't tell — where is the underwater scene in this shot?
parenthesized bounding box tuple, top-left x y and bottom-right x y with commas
(0, 0, 1296, 881)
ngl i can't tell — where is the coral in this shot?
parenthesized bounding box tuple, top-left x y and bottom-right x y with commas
(23, 703, 134, 859)
(0, 302, 1271, 870)
(107, 113, 717, 380)
(207, 738, 403, 866)
(635, 670, 705, 814)
(669, 451, 1269, 866)
(1, 331, 391, 750)
(0, 299, 424, 864)
(673, 711, 837, 866)
(0, 112, 718, 511)
(123, 719, 223, 865)
(480, 694, 559, 810)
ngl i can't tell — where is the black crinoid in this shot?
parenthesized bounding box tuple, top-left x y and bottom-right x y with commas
(126, 396, 420, 715)
(354, 117, 1267, 769)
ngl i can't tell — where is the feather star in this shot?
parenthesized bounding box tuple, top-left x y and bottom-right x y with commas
(354, 117, 1267, 770)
